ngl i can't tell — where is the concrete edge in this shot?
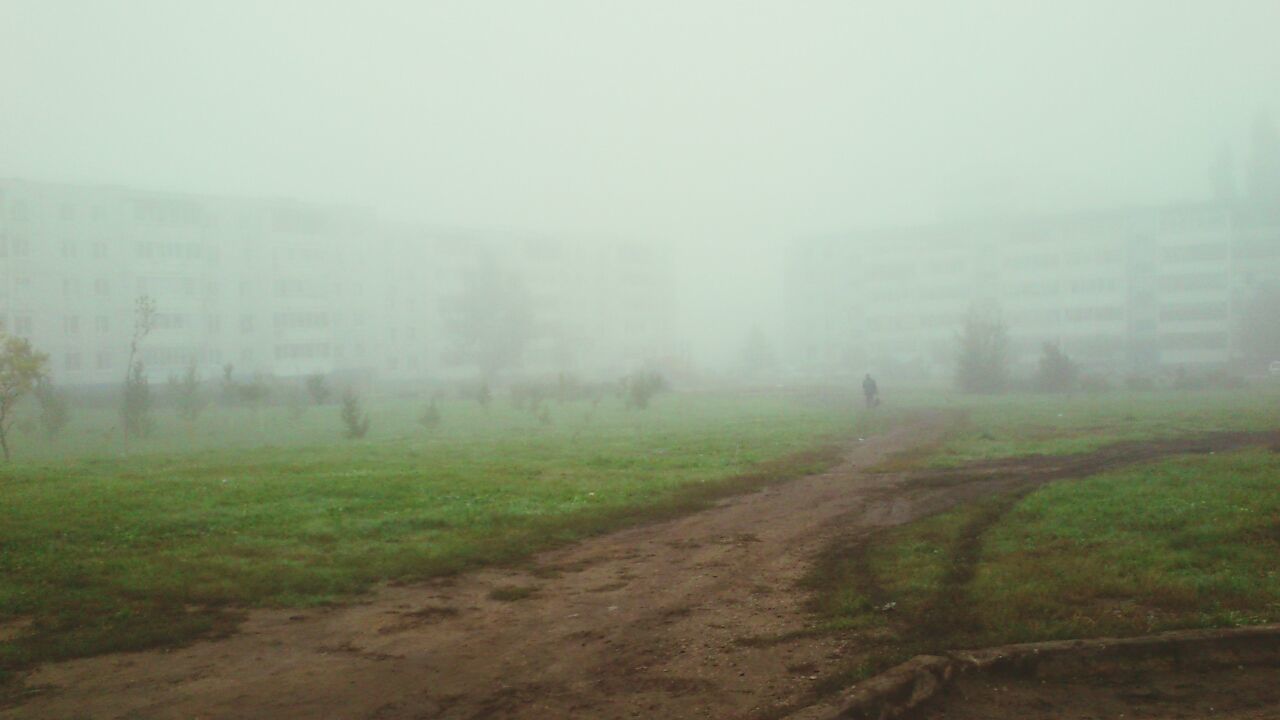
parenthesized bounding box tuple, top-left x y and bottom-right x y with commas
(828, 623, 1280, 720)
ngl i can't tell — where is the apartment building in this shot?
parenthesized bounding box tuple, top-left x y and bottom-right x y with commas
(785, 203, 1280, 379)
(0, 179, 678, 386)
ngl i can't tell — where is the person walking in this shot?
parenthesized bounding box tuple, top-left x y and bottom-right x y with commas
(862, 373, 879, 408)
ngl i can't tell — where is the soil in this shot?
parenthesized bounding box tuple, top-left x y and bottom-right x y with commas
(5, 419, 1278, 720)
(920, 665, 1280, 720)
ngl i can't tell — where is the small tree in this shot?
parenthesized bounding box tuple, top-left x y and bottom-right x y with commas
(305, 374, 331, 405)
(0, 332, 50, 461)
(1035, 342, 1079, 394)
(417, 399, 441, 430)
(122, 359, 154, 439)
(624, 369, 668, 410)
(34, 378, 70, 439)
(122, 296, 157, 447)
(956, 303, 1010, 394)
(221, 363, 237, 404)
(340, 388, 370, 439)
(235, 375, 271, 407)
(171, 360, 208, 425)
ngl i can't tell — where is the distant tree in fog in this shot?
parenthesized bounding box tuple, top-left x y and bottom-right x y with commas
(34, 378, 70, 439)
(623, 369, 668, 410)
(170, 360, 208, 425)
(0, 331, 50, 461)
(122, 360, 154, 439)
(1035, 342, 1079, 394)
(340, 388, 370, 439)
(417, 398, 441, 430)
(305, 374, 331, 405)
(442, 259, 535, 381)
(122, 296, 157, 446)
(1240, 284, 1280, 363)
(956, 303, 1009, 394)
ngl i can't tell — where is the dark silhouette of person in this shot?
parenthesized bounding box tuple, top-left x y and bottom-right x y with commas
(862, 373, 879, 408)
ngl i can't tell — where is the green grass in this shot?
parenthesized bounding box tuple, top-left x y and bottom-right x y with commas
(890, 386, 1280, 466)
(0, 390, 869, 679)
(809, 446, 1280, 682)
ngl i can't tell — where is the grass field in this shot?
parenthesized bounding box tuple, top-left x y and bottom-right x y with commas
(895, 386, 1280, 466)
(3, 382, 1278, 691)
(0, 389, 862, 679)
(809, 385, 1280, 684)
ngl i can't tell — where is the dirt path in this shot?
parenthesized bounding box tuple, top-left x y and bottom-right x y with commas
(6, 421, 1276, 720)
(921, 664, 1280, 720)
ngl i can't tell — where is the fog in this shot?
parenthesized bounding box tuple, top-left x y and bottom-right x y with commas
(2, 1, 1279, 382)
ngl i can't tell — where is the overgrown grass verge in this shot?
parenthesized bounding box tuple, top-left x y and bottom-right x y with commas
(806, 447, 1280, 686)
(0, 392, 871, 687)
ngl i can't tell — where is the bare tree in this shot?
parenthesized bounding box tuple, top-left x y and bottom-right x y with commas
(305, 374, 331, 405)
(1035, 342, 1079, 393)
(0, 331, 50, 461)
(122, 296, 157, 448)
(171, 359, 208, 426)
(956, 302, 1010, 394)
(34, 377, 70, 439)
(340, 388, 370, 439)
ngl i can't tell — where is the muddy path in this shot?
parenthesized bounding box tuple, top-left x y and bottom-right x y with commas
(7, 420, 1277, 720)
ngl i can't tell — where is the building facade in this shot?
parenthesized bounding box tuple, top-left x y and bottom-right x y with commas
(0, 179, 677, 386)
(785, 204, 1280, 380)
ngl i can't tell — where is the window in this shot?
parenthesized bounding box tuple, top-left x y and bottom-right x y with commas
(96, 316, 109, 333)
(65, 353, 82, 371)
(64, 316, 80, 335)
(14, 316, 31, 335)
(240, 315, 254, 333)
(95, 278, 110, 295)
(96, 351, 112, 370)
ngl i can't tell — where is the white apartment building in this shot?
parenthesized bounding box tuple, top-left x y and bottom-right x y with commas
(785, 204, 1280, 380)
(0, 179, 678, 386)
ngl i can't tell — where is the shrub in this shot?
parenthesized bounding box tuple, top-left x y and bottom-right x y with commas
(122, 360, 153, 439)
(1035, 343, 1079, 393)
(340, 388, 370, 439)
(956, 304, 1010, 394)
(34, 378, 70, 439)
(305, 374, 331, 405)
(417, 399, 441, 430)
(624, 370, 668, 410)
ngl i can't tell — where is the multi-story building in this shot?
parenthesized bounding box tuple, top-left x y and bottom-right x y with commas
(785, 203, 1280, 380)
(0, 179, 678, 386)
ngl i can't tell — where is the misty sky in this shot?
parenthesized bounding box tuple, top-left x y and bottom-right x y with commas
(3, 1, 1278, 360)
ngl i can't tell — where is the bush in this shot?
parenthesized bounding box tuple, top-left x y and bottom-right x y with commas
(624, 370, 668, 410)
(340, 388, 370, 439)
(417, 399, 441, 430)
(956, 304, 1010, 394)
(34, 378, 69, 439)
(305, 374, 331, 405)
(1035, 343, 1079, 393)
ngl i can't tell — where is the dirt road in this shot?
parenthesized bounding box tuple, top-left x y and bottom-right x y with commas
(7, 419, 1275, 720)
(5, 414, 955, 720)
